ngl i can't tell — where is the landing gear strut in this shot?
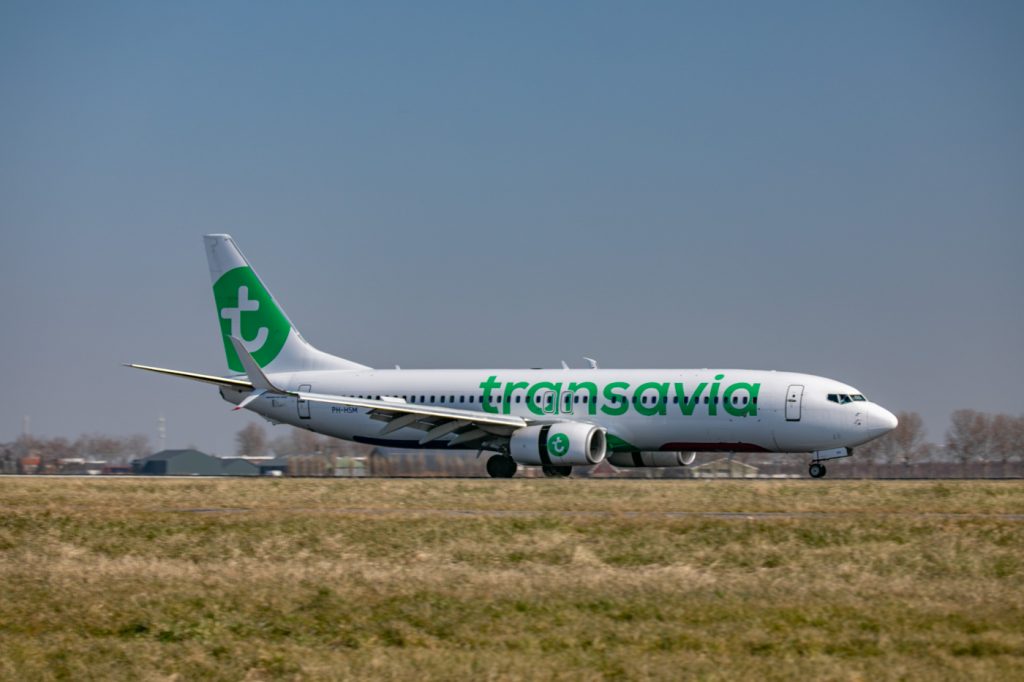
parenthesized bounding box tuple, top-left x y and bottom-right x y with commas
(542, 465, 573, 478)
(486, 455, 517, 479)
(808, 462, 827, 479)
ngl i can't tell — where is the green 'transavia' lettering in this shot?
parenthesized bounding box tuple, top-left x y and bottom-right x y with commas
(477, 374, 760, 418)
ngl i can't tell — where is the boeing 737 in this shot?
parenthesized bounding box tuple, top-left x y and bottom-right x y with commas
(130, 235, 898, 478)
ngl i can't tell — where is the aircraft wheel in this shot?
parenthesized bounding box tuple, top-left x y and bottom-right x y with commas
(486, 455, 517, 479)
(808, 462, 827, 479)
(542, 465, 573, 478)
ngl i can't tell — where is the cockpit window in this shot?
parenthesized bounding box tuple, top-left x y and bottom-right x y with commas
(828, 393, 859, 404)
(851, 394, 866, 401)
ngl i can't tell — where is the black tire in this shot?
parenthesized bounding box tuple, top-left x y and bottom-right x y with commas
(487, 455, 517, 479)
(808, 462, 826, 479)
(542, 465, 573, 478)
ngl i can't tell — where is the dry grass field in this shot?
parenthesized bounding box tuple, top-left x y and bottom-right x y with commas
(0, 478, 1022, 681)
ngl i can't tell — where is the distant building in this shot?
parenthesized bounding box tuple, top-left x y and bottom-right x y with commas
(335, 455, 368, 477)
(56, 458, 107, 475)
(131, 449, 259, 476)
(368, 447, 489, 477)
(218, 457, 261, 476)
(256, 456, 291, 477)
(689, 458, 759, 479)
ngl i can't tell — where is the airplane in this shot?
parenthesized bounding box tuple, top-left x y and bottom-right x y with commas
(129, 234, 899, 479)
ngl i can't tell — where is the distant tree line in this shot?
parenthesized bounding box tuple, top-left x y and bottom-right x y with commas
(1, 433, 151, 467)
(853, 409, 1024, 468)
(4, 409, 1020, 477)
(235, 422, 374, 460)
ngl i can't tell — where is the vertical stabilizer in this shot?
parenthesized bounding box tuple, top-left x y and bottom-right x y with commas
(204, 234, 369, 374)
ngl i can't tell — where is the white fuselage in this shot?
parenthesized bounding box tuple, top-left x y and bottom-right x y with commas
(221, 368, 895, 454)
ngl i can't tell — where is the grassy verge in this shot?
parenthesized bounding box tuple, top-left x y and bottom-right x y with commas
(0, 479, 1022, 680)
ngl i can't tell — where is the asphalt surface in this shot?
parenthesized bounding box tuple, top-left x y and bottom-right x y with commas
(171, 507, 1024, 521)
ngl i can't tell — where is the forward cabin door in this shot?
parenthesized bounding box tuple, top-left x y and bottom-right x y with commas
(298, 384, 311, 419)
(785, 385, 804, 421)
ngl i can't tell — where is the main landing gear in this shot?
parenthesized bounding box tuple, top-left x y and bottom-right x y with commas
(542, 465, 573, 478)
(808, 462, 827, 479)
(484, 456, 573, 478)
(486, 455, 518, 479)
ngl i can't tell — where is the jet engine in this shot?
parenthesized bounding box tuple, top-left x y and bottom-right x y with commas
(509, 423, 607, 466)
(606, 451, 696, 468)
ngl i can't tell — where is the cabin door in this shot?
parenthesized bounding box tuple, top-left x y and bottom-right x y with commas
(298, 384, 311, 419)
(785, 385, 804, 421)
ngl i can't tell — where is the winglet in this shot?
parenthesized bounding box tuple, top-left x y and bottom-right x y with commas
(229, 337, 288, 393)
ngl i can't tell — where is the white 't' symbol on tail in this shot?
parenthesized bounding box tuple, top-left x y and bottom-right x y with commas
(220, 286, 269, 352)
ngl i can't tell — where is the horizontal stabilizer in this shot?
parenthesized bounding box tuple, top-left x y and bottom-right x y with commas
(125, 364, 253, 389)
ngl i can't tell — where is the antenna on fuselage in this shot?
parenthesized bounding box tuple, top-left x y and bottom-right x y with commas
(583, 357, 599, 369)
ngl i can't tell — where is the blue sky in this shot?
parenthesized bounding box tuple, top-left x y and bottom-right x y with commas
(1, 1, 1021, 454)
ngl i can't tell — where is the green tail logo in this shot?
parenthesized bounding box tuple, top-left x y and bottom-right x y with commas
(213, 267, 290, 372)
(548, 433, 570, 457)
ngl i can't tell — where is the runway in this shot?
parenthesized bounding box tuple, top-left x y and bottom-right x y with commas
(171, 506, 1024, 521)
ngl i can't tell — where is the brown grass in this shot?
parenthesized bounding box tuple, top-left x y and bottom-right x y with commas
(0, 478, 1022, 680)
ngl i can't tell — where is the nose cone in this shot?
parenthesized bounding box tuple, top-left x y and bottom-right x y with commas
(869, 405, 899, 437)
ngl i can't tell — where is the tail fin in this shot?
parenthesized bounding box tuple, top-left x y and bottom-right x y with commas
(204, 234, 369, 374)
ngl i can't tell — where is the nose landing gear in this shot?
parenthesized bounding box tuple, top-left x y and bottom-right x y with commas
(807, 447, 851, 478)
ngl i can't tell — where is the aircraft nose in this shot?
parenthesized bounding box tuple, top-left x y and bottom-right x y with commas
(869, 405, 899, 436)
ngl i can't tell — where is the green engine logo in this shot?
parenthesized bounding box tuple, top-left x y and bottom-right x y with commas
(547, 433, 570, 457)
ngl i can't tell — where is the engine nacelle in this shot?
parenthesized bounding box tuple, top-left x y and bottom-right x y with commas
(607, 451, 696, 468)
(509, 423, 607, 466)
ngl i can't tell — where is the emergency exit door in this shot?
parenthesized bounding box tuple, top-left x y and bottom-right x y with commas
(298, 384, 311, 419)
(785, 385, 804, 421)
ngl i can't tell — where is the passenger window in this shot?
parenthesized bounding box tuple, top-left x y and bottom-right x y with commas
(460, 396, 465, 403)
(440, 396, 445, 403)
(469, 396, 474, 403)
(516, 396, 521, 403)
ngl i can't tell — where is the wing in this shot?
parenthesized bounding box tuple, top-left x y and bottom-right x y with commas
(296, 390, 529, 446)
(128, 339, 531, 448)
